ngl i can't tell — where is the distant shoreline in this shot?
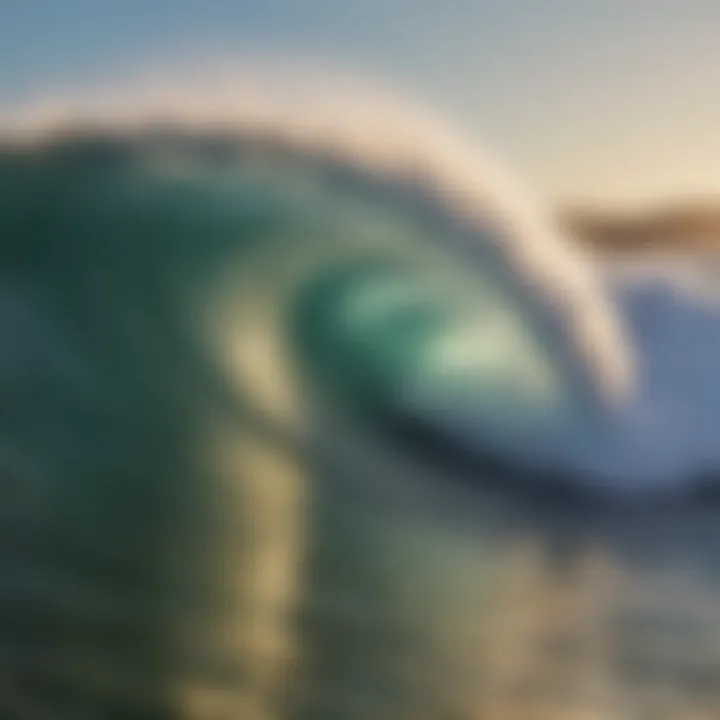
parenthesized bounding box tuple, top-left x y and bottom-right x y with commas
(560, 202, 720, 256)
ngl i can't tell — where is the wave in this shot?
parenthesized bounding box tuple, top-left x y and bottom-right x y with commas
(2, 65, 720, 718)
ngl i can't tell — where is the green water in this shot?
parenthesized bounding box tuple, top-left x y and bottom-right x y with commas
(2, 134, 720, 719)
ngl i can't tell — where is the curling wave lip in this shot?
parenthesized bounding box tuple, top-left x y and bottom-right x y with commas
(0, 63, 634, 408)
(16, 65, 713, 500)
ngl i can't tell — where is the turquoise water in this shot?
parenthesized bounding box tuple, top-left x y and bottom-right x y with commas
(2, 133, 720, 719)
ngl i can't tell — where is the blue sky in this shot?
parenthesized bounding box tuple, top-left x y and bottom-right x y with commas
(2, 0, 719, 208)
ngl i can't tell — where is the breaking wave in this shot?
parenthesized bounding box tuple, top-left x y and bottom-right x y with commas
(5, 62, 720, 719)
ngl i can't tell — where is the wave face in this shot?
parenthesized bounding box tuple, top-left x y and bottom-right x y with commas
(1, 75, 720, 718)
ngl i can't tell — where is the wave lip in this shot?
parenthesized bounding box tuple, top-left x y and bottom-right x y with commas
(0, 62, 635, 414)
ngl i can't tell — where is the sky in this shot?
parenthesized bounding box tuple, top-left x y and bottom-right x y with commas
(2, 0, 719, 209)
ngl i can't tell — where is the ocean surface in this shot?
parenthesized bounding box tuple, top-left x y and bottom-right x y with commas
(2, 91, 720, 718)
